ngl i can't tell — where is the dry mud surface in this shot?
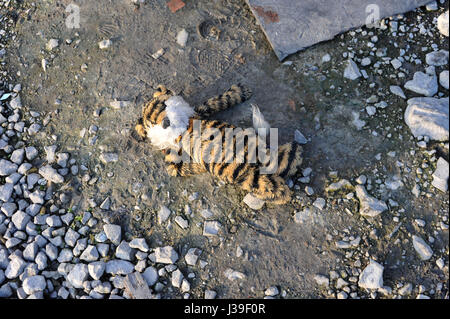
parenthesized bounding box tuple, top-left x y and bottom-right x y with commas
(1, 0, 449, 298)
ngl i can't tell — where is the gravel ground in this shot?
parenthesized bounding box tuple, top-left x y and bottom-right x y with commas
(0, 0, 448, 299)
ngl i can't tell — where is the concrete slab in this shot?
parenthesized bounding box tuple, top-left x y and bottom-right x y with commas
(245, 0, 432, 60)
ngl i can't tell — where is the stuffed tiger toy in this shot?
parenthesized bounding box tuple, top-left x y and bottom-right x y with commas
(135, 84, 303, 204)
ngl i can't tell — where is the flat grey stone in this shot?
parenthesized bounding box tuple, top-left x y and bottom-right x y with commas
(105, 260, 135, 275)
(154, 246, 179, 264)
(243, 193, 265, 210)
(245, 0, 430, 60)
(185, 248, 202, 266)
(103, 224, 121, 245)
(129, 238, 149, 252)
(355, 185, 387, 217)
(39, 165, 64, 183)
(358, 260, 384, 289)
(404, 97, 449, 141)
(67, 264, 89, 288)
(404, 71, 438, 97)
(142, 267, 158, 286)
(203, 220, 222, 236)
(0, 159, 18, 176)
(22, 275, 46, 295)
(412, 235, 433, 260)
(390, 85, 407, 99)
(426, 50, 449, 66)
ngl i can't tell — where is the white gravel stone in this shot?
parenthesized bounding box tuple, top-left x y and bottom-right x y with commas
(103, 224, 121, 245)
(390, 85, 406, 99)
(98, 39, 112, 49)
(185, 248, 202, 266)
(203, 220, 222, 237)
(391, 58, 402, 69)
(355, 185, 388, 217)
(312, 198, 326, 210)
(171, 269, 184, 288)
(105, 260, 135, 275)
(404, 97, 449, 141)
(99, 153, 118, 164)
(432, 158, 449, 192)
(11, 210, 31, 230)
(142, 267, 158, 286)
(1, 202, 17, 217)
(115, 241, 135, 261)
(243, 193, 265, 210)
(5, 256, 27, 279)
(10, 96, 22, 109)
(344, 59, 361, 80)
(224, 268, 246, 281)
(426, 50, 449, 66)
(80, 245, 100, 262)
(174, 215, 189, 229)
(326, 179, 353, 192)
(313, 274, 329, 287)
(358, 260, 384, 290)
(176, 29, 189, 47)
(158, 206, 172, 224)
(64, 228, 80, 247)
(25, 146, 38, 161)
(129, 238, 149, 252)
(404, 72, 438, 97)
(265, 286, 279, 296)
(412, 235, 433, 260)
(10, 149, 24, 165)
(437, 10, 449, 37)
(46, 39, 59, 51)
(294, 129, 308, 144)
(0, 183, 14, 202)
(154, 246, 179, 264)
(39, 165, 64, 183)
(22, 275, 46, 295)
(439, 70, 449, 90)
(88, 261, 106, 280)
(67, 264, 89, 288)
(99, 197, 111, 210)
(0, 159, 18, 176)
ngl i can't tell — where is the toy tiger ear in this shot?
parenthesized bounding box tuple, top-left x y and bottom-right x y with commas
(154, 85, 168, 98)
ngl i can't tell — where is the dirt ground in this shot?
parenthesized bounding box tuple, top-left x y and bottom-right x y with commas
(4, 0, 449, 298)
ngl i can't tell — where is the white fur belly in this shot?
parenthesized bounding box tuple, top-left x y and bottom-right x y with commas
(146, 95, 195, 150)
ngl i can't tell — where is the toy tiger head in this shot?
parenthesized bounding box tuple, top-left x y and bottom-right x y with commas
(135, 85, 195, 150)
